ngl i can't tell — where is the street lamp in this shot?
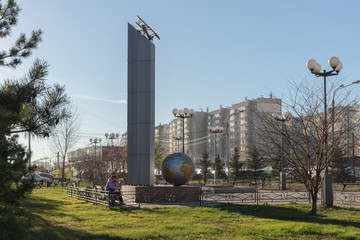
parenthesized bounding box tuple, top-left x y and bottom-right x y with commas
(173, 135, 182, 152)
(272, 112, 292, 190)
(105, 133, 120, 146)
(90, 138, 102, 162)
(209, 126, 225, 183)
(172, 108, 194, 153)
(306, 56, 343, 207)
(105, 133, 119, 170)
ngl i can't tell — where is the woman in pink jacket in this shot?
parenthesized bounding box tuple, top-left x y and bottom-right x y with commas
(105, 175, 124, 205)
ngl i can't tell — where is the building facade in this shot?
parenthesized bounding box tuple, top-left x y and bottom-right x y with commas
(206, 95, 282, 170)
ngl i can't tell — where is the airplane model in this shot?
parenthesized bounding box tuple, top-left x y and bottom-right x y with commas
(135, 15, 160, 41)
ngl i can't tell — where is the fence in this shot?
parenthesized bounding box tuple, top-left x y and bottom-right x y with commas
(66, 185, 319, 208)
(334, 191, 360, 208)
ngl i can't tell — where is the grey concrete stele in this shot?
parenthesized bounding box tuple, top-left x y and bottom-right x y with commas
(127, 23, 155, 186)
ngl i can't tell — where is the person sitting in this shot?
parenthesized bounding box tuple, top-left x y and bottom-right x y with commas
(105, 174, 125, 205)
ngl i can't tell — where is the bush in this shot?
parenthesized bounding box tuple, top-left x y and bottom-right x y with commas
(0, 205, 32, 240)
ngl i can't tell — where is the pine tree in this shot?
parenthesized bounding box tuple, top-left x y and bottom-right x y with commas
(199, 152, 211, 183)
(247, 147, 265, 186)
(214, 154, 226, 180)
(330, 145, 350, 183)
(229, 147, 242, 185)
(0, 0, 69, 206)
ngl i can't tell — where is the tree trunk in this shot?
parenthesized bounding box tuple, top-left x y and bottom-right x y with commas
(310, 191, 318, 215)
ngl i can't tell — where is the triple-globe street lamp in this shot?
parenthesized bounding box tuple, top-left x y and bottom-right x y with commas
(306, 56, 343, 207)
(272, 112, 292, 190)
(172, 108, 194, 153)
(89, 137, 102, 162)
(209, 126, 225, 183)
(105, 133, 120, 146)
(105, 133, 120, 170)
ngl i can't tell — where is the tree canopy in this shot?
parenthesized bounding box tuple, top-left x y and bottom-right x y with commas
(0, 0, 69, 206)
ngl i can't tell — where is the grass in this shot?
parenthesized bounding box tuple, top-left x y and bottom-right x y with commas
(20, 187, 360, 240)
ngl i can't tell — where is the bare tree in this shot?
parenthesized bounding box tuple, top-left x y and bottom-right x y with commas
(117, 145, 128, 182)
(258, 79, 359, 215)
(154, 137, 166, 174)
(50, 105, 81, 179)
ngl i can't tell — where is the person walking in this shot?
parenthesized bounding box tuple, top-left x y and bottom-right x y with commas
(105, 174, 124, 205)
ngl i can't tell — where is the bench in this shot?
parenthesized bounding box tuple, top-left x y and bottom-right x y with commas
(342, 182, 360, 190)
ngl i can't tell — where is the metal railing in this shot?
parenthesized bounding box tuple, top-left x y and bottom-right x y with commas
(67, 185, 316, 208)
(334, 191, 360, 208)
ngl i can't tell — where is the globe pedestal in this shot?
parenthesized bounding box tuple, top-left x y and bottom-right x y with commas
(122, 185, 200, 204)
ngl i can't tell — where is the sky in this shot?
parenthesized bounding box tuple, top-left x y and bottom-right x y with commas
(1, 0, 360, 163)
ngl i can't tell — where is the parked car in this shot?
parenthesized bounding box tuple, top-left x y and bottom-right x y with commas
(22, 174, 52, 184)
(38, 172, 55, 180)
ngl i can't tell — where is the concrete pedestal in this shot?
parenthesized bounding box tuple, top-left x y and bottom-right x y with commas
(279, 171, 286, 190)
(122, 185, 200, 203)
(321, 173, 333, 207)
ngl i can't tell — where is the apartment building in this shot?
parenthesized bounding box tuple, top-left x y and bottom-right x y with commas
(207, 106, 229, 165)
(207, 95, 282, 169)
(166, 111, 208, 166)
(155, 123, 170, 157)
(332, 105, 360, 175)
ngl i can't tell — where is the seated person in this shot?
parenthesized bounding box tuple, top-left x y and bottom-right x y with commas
(105, 175, 124, 205)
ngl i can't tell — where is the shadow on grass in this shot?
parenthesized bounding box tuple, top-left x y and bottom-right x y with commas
(21, 196, 135, 240)
(216, 203, 360, 229)
(21, 195, 86, 222)
(26, 214, 133, 240)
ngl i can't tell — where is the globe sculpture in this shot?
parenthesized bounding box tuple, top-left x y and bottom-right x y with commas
(162, 152, 195, 186)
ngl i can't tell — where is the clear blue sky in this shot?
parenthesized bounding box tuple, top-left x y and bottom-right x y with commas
(2, 0, 360, 162)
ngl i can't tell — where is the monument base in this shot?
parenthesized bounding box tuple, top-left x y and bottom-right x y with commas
(122, 185, 200, 203)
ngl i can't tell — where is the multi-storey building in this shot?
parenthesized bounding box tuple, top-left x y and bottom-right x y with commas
(166, 111, 208, 166)
(207, 106, 229, 165)
(207, 95, 282, 169)
(155, 123, 170, 156)
(332, 104, 360, 175)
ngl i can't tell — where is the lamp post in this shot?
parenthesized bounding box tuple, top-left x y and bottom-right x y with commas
(90, 137, 102, 162)
(172, 108, 194, 153)
(209, 126, 225, 183)
(272, 112, 292, 190)
(306, 56, 343, 207)
(173, 135, 182, 152)
(105, 133, 119, 170)
(105, 133, 120, 146)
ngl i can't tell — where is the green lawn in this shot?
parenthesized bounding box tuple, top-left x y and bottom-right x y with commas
(20, 187, 360, 240)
